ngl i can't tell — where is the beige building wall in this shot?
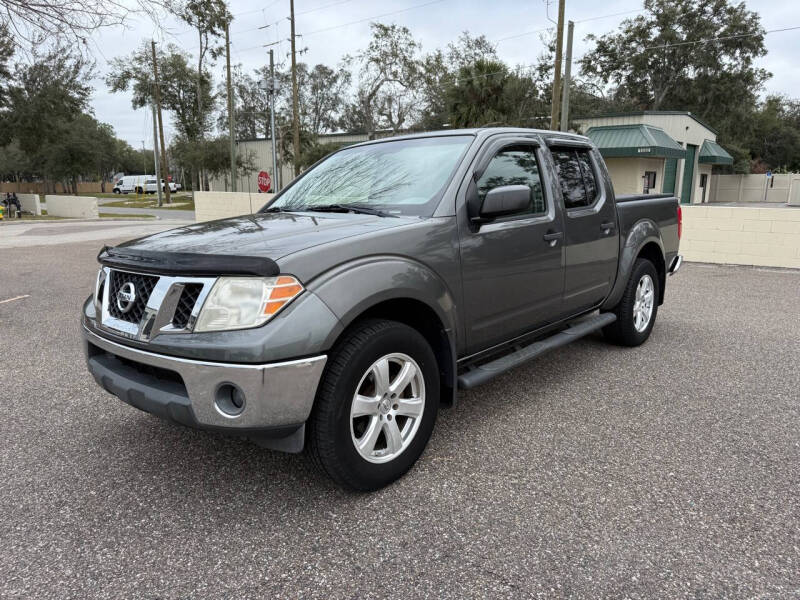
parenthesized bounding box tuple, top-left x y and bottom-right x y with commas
(602, 157, 665, 196)
(681, 205, 800, 268)
(574, 112, 718, 204)
(194, 191, 275, 222)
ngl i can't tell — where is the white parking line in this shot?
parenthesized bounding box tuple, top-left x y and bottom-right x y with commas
(0, 295, 31, 304)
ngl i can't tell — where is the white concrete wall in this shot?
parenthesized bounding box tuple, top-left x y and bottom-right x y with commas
(681, 205, 800, 268)
(44, 195, 98, 218)
(790, 176, 800, 206)
(10, 193, 41, 215)
(194, 191, 275, 222)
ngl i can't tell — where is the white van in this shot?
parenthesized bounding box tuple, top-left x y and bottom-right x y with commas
(112, 175, 151, 194)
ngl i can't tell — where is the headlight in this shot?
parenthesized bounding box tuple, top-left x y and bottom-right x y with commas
(195, 276, 304, 332)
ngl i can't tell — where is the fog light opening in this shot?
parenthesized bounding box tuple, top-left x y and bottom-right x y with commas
(215, 383, 246, 417)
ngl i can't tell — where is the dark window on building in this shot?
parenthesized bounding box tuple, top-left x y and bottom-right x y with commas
(476, 146, 547, 215)
(552, 148, 598, 209)
(643, 171, 656, 193)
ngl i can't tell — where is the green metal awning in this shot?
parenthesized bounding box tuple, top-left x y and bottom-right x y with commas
(698, 139, 733, 165)
(585, 124, 686, 159)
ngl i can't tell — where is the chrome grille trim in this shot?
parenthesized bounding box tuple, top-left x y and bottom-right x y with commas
(98, 266, 216, 341)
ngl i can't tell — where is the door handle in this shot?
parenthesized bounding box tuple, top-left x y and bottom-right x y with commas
(543, 231, 563, 246)
(601, 221, 616, 234)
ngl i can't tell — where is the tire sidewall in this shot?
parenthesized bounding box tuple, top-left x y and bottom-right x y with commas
(626, 260, 659, 344)
(326, 323, 439, 489)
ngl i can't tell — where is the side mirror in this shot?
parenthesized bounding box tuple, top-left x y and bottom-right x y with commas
(479, 185, 531, 218)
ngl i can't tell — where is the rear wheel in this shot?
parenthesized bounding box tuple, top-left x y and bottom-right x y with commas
(603, 258, 659, 347)
(308, 319, 439, 491)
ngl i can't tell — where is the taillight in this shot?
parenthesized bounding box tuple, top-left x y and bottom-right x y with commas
(677, 205, 682, 240)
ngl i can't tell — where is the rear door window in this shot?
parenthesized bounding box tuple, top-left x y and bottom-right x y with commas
(552, 148, 599, 209)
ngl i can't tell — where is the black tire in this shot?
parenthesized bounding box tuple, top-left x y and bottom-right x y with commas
(135, 186, 143, 194)
(308, 319, 440, 491)
(113, 188, 121, 194)
(602, 258, 659, 347)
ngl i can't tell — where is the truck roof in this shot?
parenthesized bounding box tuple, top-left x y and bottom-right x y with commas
(348, 127, 591, 148)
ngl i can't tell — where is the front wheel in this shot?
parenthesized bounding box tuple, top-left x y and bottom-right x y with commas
(308, 319, 439, 491)
(602, 258, 659, 347)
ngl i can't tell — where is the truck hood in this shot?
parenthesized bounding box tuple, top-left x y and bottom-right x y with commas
(114, 212, 416, 261)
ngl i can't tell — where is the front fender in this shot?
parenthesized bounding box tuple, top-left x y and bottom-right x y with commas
(602, 219, 664, 310)
(307, 256, 459, 351)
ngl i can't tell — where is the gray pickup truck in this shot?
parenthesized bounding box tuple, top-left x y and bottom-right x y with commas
(83, 128, 682, 490)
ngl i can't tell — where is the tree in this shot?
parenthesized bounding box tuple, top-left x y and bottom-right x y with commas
(0, 0, 167, 50)
(216, 65, 271, 140)
(746, 96, 800, 172)
(4, 46, 92, 188)
(579, 0, 769, 144)
(300, 63, 351, 136)
(169, 0, 230, 188)
(417, 32, 499, 129)
(108, 43, 214, 140)
(344, 23, 422, 138)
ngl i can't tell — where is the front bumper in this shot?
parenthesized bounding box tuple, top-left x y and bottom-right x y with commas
(83, 326, 326, 451)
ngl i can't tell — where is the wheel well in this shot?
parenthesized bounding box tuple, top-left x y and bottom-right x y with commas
(348, 298, 456, 407)
(638, 242, 666, 304)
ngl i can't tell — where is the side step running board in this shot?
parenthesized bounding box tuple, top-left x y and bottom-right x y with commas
(457, 312, 617, 390)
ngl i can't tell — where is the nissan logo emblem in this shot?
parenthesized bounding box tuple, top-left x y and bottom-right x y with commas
(116, 282, 137, 313)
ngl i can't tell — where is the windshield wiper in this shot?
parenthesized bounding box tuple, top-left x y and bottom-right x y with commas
(302, 203, 397, 218)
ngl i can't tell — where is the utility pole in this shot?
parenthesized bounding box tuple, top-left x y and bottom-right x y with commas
(151, 103, 163, 206)
(225, 22, 237, 192)
(559, 20, 574, 133)
(269, 48, 278, 193)
(151, 40, 172, 204)
(289, 0, 301, 177)
(549, 0, 566, 131)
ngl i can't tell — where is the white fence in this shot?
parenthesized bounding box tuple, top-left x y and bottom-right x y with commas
(44, 195, 98, 218)
(194, 191, 275, 222)
(710, 173, 799, 204)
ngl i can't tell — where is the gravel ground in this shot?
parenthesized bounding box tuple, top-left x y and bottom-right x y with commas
(0, 241, 798, 599)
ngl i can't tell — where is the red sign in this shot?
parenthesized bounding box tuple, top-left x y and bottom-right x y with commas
(257, 171, 272, 193)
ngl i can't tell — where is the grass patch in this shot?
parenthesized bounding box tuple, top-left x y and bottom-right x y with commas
(99, 197, 195, 210)
(99, 212, 156, 219)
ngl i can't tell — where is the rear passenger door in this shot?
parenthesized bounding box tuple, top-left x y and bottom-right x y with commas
(458, 139, 565, 353)
(549, 146, 619, 315)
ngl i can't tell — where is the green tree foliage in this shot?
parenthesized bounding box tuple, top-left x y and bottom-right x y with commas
(746, 96, 800, 172)
(169, 134, 256, 186)
(107, 43, 214, 140)
(444, 60, 545, 128)
(579, 0, 769, 149)
(343, 23, 423, 137)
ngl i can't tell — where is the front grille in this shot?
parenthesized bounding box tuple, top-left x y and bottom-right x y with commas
(107, 270, 159, 323)
(172, 284, 203, 329)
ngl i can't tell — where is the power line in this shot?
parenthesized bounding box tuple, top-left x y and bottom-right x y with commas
(299, 0, 447, 37)
(574, 8, 643, 24)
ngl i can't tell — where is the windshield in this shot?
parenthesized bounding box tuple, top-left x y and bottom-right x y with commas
(263, 135, 472, 217)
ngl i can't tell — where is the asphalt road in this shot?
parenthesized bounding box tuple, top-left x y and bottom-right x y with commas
(1, 240, 798, 599)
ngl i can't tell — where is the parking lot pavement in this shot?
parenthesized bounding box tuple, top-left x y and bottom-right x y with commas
(1, 241, 798, 599)
(0, 219, 188, 249)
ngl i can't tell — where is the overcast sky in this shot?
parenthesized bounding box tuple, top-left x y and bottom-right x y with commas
(88, 0, 800, 148)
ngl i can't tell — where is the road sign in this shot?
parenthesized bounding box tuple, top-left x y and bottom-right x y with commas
(766, 170, 772, 178)
(257, 171, 272, 193)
